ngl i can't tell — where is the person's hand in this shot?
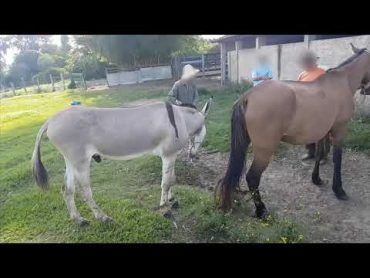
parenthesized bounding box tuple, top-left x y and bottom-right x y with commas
(176, 100, 182, 105)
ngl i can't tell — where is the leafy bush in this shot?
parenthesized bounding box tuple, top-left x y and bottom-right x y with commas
(68, 79, 77, 89)
(65, 52, 108, 80)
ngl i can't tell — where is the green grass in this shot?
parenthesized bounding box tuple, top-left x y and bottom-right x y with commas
(0, 84, 306, 243)
(345, 115, 370, 155)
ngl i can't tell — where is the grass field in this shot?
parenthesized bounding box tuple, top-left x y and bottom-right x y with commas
(1, 83, 368, 243)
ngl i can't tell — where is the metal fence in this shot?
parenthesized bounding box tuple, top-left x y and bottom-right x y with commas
(171, 52, 221, 79)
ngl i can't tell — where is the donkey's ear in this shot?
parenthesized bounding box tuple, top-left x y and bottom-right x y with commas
(201, 97, 213, 117)
(350, 43, 360, 53)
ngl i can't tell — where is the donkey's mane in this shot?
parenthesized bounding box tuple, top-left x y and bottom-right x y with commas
(327, 48, 367, 72)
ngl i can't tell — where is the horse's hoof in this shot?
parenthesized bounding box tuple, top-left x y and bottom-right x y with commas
(98, 215, 114, 223)
(75, 217, 90, 226)
(312, 177, 326, 186)
(256, 208, 269, 220)
(334, 189, 349, 200)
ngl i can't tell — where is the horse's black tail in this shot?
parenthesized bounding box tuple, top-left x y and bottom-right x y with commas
(216, 99, 250, 210)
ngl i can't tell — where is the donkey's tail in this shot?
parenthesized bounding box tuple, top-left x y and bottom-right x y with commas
(32, 120, 49, 189)
(216, 99, 250, 210)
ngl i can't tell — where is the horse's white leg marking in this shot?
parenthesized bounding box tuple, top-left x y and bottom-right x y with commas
(160, 154, 177, 207)
(62, 159, 87, 225)
(74, 162, 112, 222)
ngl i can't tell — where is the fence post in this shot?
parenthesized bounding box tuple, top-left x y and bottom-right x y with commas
(50, 74, 55, 92)
(61, 73, 65, 90)
(202, 54, 205, 79)
(105, 68, 110, 87)
(37, 77, 41, 92)
(10, 82, 15, 95)
(82, 74, 87, 90)
(21, 77, 27, 93)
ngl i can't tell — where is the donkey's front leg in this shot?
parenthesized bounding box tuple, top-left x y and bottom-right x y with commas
(160, 154, 177, 207)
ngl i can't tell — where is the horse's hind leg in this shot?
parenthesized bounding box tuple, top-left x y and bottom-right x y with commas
(246, 148, 272, 219)
(74, 161, 112, 222)
(160, 154, 177, 207)
(312, 138, 326, 185)
(62, 158, 88, 226)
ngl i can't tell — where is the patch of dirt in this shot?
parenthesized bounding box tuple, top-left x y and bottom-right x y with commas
(87, 85, 109, 91)
(181, 146, 370, 243)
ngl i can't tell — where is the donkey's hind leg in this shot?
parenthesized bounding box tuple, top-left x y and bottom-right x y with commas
(63, 158, 89, 226)
(74, 161, 112, 223)
(160, 154, 177, 207)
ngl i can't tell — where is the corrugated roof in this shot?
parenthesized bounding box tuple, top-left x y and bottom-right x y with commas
(212, 35, 256, 43)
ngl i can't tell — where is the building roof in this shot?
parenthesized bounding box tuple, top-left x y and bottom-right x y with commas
(212, 35, 256, 43)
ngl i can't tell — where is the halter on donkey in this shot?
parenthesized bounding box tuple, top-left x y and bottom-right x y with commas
(32, 98, 212, 225)
(217, 43, 370, 219)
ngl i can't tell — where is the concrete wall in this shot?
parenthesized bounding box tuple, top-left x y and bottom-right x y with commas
(140, 66, 172, 82)
(280, 42, 306, 80)
(228, 35, 370, 82)
(228, 46, 279, 83)
(260, 45, 279, 80)
(106, 65, 172, 86)
(107, 70, 141, 86)
(227, 51, 237, 82)
(310, 35, 370, 69)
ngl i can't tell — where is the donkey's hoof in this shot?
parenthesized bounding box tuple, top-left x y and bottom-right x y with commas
(334, 189, 349, 200)
(170, 200, 179, 209)
(75, 217, 90, 226)
(98, 215, 114, 223)
(162, 209, 173, 219)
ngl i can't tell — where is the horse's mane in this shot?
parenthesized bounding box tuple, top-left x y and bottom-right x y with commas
(326, 48, 367, 72)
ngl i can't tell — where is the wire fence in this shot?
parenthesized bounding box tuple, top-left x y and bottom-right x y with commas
(0, 73, 89, 99)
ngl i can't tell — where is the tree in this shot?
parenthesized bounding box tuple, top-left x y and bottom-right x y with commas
(0, 36, 10, 74)
(37, 53, 55, 71)
(72, 35, 214, 68)
(65, 50, 107, 80)
(7, 50, 40, 85)
(8, 35, 51, 51)
(60, 35, 71, 53)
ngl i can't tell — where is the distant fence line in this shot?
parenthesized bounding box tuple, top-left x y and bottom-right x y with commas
(0, 72, 87, 98)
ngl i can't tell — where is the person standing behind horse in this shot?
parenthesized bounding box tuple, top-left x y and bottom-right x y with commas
(168, 64, 199, 108)
(298, 50, 329, 163)
(251, 54, 273, 86)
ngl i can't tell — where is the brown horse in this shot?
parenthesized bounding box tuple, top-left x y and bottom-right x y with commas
(217, 43, 370, 219)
